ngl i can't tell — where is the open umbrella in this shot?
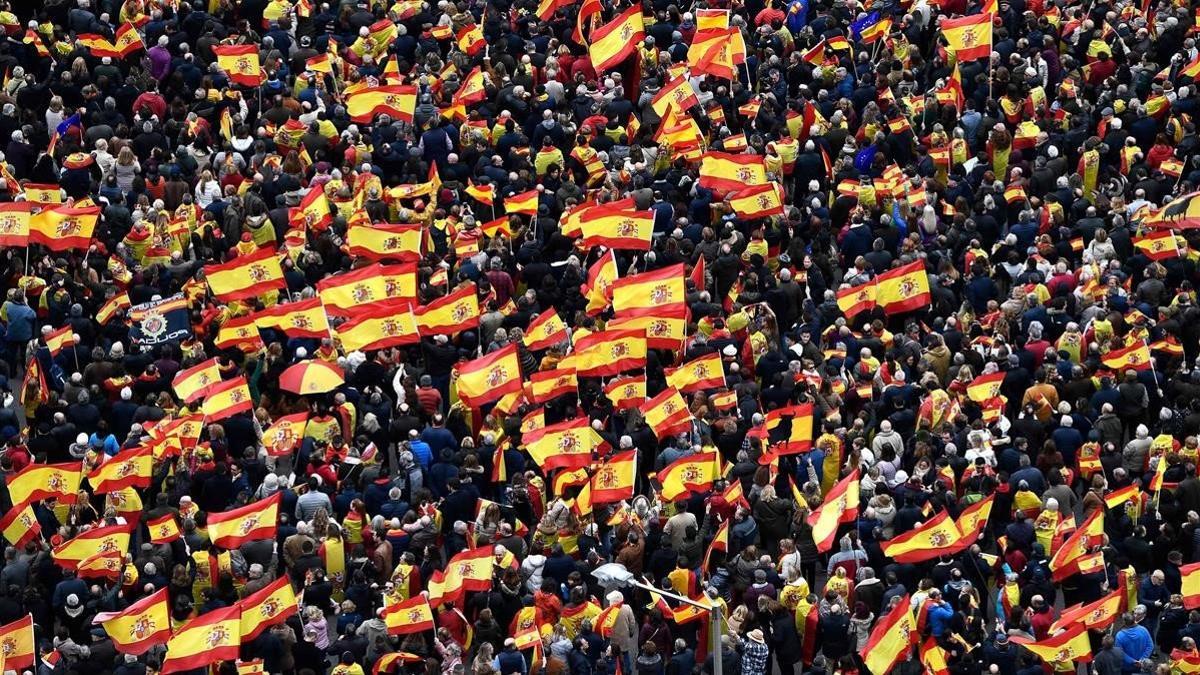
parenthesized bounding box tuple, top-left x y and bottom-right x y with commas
(279, 360, 344, 395)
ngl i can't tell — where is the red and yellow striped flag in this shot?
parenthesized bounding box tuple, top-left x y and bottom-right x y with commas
(29, 205, 99, 251)
(455, 344, 523, 408)
(523, 308, 568, 351)
(875, 260, 931, 315)
(611, 263, 685, 314)
(97, 588, 171, 655)
(253, 297, 330, 340)
(664, 352, 726, 393)
(659, 450, 717, 500)
(208, 493, 281, 548)
(9, 462, 83, 507)
(87, 446, 152, 493)
(525, 418, 605, 471)
(525, 368, 577, 405)
(200, 375, 253, 421)
(147, 513, 181, 544)
(415, 284, 480, 336)
(238, 576, 298, 640)
(171, 357, 221, 404)
(0, 504, 39, 547)
(317, 262, 417, 316)
(383, 595, 436, 635)
(161, 606, 241, 674)
(860, 595, 917, 675)
(808, 470, 860, 552)
(940, 13, 992, 61)
(204, 247, 286, 301)
(698, 151, 768, 194)
(589, 6, 644, 70)
(347, 222, 422, 262)
(580, 207, 654, 250)
(606, 305, 688, 350)
(346, 85, 416, 124)
(52, 522, 134, 570)
(640, 387, 693, 440)
(603, 375, 647, 410)
(214, 44, 265, 86)
(1101, 341, 1152, 371)
(335, 300, 420, 353)
(0, 615, 35, 671)
(573, 329, 647, 377)
(504, 188, 539, 215)
(0, 203, 31, 247)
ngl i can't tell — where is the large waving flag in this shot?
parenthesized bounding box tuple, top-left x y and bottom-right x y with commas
(87, 446, 152, 493)
(9, 462, 83, 507)
(875, 260, 931, 315)
(335, 300, 420, 353)
(1101, 341, 1152, 372)
(29, 205, 99, 251)
(1009, 623, 1092, 667)
(0, 203, 31, 247)
(455, 344, 523, 408)
(383, 595, 435, 635)
(1050, 589, 1124, 633)
(658, 450, 718, 501)
(763, 403, 815, 454)
(698, 152, 767, 194)
(949, 493, 995, 553)
(317, 262, 417, 316)
(1049, 509, 1105, 581)
(591, 450, 636, 504)
(579, 207, 654, 251)
(171, 357, 221, 404)
(161, 606, 241, 674)
(651, 75, 699, 117)
(207, 493, 281, 548)
(346, 85, 416, 124)
(95, 588, 171, 655)
(882, 510, 963, 563)
(611, 263, 686, 315)
(607, 305, 689, 350)
(572, 329, 647, 377)
(52, 522, 135, 570)
(147, 513, 181, 544)
(860, 595, 917, 675)
(253, 297, 331, 340)
(588, 5, 644, 70)
(526, 418, 605, 471)
(584, 250, 618, 315)
(413, 284, 477, 336)
(665, 352, 726, 393)
(940, 13, 993, 61)
(204, 247, 286, 301)
(346, 222, 422, 262)
(200, 375, 253, 421)
(0, 615, 35, 671)
(640, 387, 693, 439)
(808, 470, 860, 552)
(604, 374, 647, 411)
(728, 183, 785, 219)
(0, 504, 39, 548)
(525, 368, 577, 404)
(523, 308, 569, 351)
(238, 576, 298, 640)
(214, 44, 266, 86)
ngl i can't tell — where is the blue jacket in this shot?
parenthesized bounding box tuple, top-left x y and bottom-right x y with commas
(408, 438, 433, 469)
(1114, 625, 1152, 669)
(927, 602, 955, 637)
(4, 302, 35, 342)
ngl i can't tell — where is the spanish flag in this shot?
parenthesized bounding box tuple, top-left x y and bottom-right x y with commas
(0, 503, 39, 547)
(640, 387, 693, 440)
(29, 205, 99, 251)
(1183, 562, 1200, 609)
(238, 576, 298, 640)
(727, 183, 784, 219)
(77, 550, 124, 581)
(808, 470, 860, 552)
(665, 352, 726, 393)
(87, 446, 152, 493)
(606, 305, 688, 350)
(659, 450, 717, 501)
(383, 595, 435, 635)
(347, 222, 422, 262)
(1134, 230, 1180, 261)
(429, 546, 496, 606)
(965, 371, 1004, 403)
(456, 344, 523, 408)
(464, 180, 495, 205)
(416, 284, 480, 336)
(573, 329, 647, 377)
(214, 44, 266, 86)
(860, 596, 917, 675)
(589, 5, 644, 71)
(651, 75, 699, 117)
(836, 281, 877, 318)
(687, 27, 746, 80)
(940, 13, 992, 61)
(526, 418, 605, 471)
(52, 522, 134, 570)
(112, 22, 144, 57)
(77, 33, 120, 57)
(950, 493, 994, 552)
(455, 67, 489, 106)
(214, 315, 262, 353)
(1050, 590, 1123, 633)
(1049, 509, 1104, 580)
(1009, 624, 1092, 666)
(584, 249, 618, 315)
(698, 151, 768, 194)
(172, 357, 221, 404)
(1101, 341, 1152, 371)
(292, 187, 332, 230)
(710, 390, 737, 411)
(9, 461, 83, 507)
(0, 616, 35, 671)
(162, 606, 242, 674)
(204, 246, 286, 302)
(346, 85, 417, 124)
(580, 207, 654, 251)
(611, 263, 685, 314)
(201, 375, 253, 421)
(260, 412, 308, 457)
(335, 300, 420, 353)
(523, 308, 568, 351)
(253, 297, 331, 340)
(505, 188, 539, 215)
(763, 403, 815, 454)
(96, 588, 171, 655)
(456, 23, 485, 56)
(43, 325, 76, 356)
(0, 203, 31, 247)
(562, 197, 635, 237)
(591, 449, 636, 504)
(525, 368, 577, 405)
(882, 510, 963, 563)
(875, 260, 930, 315)
(208, 493, 281, 548)
(604, 374, 647, 410)
(23, 183, 62, 205)
(147, 513, 181, 544)
(306, 52, 333, 73)
(318, 262, 417, 316)
(237, 661, 265, 675)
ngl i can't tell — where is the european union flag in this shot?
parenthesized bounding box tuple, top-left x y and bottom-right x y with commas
(850, 12, 880, 41)
(55, 113, 82, 137)
(854, 145, 877, 173)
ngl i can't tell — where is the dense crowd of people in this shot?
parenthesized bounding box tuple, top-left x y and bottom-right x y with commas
(1, 0, 1200, 673)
